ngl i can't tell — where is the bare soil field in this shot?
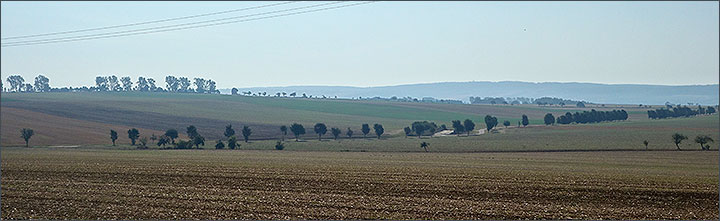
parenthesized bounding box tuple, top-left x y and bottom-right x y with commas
(2, 147, 717, 220)
(1, 99, 280, 142)
(0, 107, 169, 146)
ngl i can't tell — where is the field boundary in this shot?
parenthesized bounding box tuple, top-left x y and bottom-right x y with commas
(1, 145, 715, 154)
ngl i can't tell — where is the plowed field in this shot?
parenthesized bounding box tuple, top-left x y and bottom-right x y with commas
(2, 148, 717, 219)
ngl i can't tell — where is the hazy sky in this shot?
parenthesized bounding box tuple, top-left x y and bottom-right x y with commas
(1, 1, 718, 88)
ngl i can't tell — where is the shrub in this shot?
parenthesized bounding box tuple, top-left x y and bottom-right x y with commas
(275, 141, 285, 150)
(215, 140, 225, 149)
(138, 137, 148, 149)
(175, 140, 193, 149)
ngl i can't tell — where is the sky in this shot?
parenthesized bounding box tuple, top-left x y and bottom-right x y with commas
(1, 1, 718, 89)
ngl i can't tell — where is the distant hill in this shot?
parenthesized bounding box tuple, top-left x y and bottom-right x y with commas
(223, 81, 719, 105)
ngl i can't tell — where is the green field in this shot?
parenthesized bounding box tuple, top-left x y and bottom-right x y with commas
(2, 92, 710, 150)
(203, 114, 720, 152)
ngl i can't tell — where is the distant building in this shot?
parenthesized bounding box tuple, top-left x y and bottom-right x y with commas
(422, 97, 437, 102)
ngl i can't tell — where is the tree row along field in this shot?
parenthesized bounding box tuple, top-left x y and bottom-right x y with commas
(2, 92, 710, 150)
(1, 148, 717, 220)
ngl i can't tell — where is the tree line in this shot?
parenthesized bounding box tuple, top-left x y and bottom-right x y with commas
(403, 114, 530, 138)
(647, 105, 716, 119)
(469, 96, 589, 106)
(3, 74, 340, 100)
(4, 74, 357, 100)
(20, 123, 714, 151)
(3, 74, 220, 94)
(351, 96, 463, 104)
(543, 109, 628, 125)
(5, 75, 50, 92)
(118, 118, 529, 149)
(100, 122, 388, 150)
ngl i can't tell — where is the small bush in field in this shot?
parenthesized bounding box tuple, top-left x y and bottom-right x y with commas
(275, 141, 285, 150)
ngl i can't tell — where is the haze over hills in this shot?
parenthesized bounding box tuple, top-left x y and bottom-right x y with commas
(223, 81, 719, 105)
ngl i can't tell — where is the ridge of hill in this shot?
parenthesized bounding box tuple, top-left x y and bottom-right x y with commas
(224, 81, 719, 105)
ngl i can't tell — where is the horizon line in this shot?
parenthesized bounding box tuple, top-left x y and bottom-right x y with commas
(225, 80, 720, 89)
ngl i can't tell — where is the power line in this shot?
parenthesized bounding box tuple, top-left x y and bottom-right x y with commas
(2, 1, 352, 47)
(2, 1, 375, 47)
(3, 1, 339, 45)
(0, 1, 297, 40)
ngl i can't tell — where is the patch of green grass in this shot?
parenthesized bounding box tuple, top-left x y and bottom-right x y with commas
(53, 114, 714, 153)
(3, 93, 716, 149)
